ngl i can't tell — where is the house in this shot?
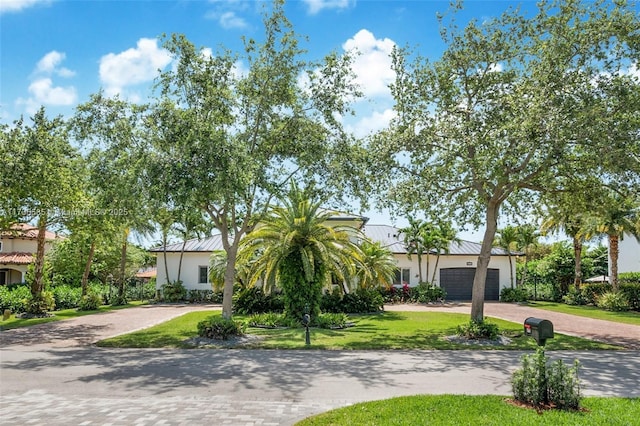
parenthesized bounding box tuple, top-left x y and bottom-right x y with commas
(0, 223, 58, 285)
(363, 224, 514, 301)
(152, 216, 515, 301)
(613, 234, 640, 274)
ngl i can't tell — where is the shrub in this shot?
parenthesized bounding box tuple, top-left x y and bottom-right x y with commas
(233, 287, 284, 314)
(320, 288, 344, 313)
(619, 272, 640, 284)
(247, 312, 298, 328)
(0, 284, 31, 314)
(581, 283, 610, 305)
(520, 282, 555, 302)
(562, 286, 588, 306)
(414, 282, 446, 303)
(25, 291, 56, 315)
(597, 292, 630, 312)
(187, 289, 224, 303)
(197, 316, 246, 340)
(500, 287, 529, 303)
(161, 281, 187, 302)
(313, 312, 350, 329)
(52, 285, 82, 310)
(78, 292, 102, 311)
(512, 347, 581, 410)
(620, 283, 640, 311)
(456, 320, 500, 340)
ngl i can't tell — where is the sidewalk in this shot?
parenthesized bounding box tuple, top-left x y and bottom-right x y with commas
(385, 302, 640, 349)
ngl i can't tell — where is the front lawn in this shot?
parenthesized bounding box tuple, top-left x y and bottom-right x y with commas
(0, 301, 147, 331)
(296, 395, 640, 426)
(527, 302, 640, 326)
(97, 311, 619, 350)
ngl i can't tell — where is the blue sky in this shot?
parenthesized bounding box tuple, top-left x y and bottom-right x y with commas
(0, 0, 580, 241)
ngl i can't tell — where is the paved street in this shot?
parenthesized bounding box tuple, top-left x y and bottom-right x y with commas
(1, 304, 639, 425)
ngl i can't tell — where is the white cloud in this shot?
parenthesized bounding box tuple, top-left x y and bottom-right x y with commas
(36, 51, 76, 77)
(0, 0, 49, 14)
(303, 0, 353, 15)
(16, 78, 77, 114)
(343, 29, 396, 99)
(99, 38, 172, 97)
(348, 108, 396, 138)
(218, 11, 248, 29)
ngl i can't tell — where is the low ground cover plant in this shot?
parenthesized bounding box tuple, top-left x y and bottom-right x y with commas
(456, 319, 500, 340)
(197, 315, 246, 340)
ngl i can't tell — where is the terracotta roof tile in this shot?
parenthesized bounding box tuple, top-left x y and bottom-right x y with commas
(0, 252, 34, 265)
(0, 223, 58, 240)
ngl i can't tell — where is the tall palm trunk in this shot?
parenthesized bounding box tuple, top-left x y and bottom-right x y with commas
(32, 216, 48, 297)
(118, 228, 129, 301)
(573, 236, 583, 289)
(609, 234, 619, 291)
(81, 240, 96, 296)
(507, 252, 514, 289)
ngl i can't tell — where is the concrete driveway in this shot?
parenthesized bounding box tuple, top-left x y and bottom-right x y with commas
(1, 303, 639, 425)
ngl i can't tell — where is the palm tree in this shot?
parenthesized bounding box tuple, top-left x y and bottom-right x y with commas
(430, 221, 460, 285)
(355, 239, 397, 289)
(515, 224, 540, 287)
(238, 183, 364, 319)
(587, 195, 640, 291)
(541, 210, 591, 288)
(495, 226, 518, 289)
(400, 217, 436, 283)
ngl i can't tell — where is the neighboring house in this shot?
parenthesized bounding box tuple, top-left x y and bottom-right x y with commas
(363, 225, 514, 301)
(613, 234, 640, 274)
(0, 223, 58, 285)
(153, 215, 515, 301)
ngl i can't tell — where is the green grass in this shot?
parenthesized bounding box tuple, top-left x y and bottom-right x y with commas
(0, 301, 146, 331)
(527, 301, 640, 326)
(295, 395, 640, 426)
(97, 311, 619, 350)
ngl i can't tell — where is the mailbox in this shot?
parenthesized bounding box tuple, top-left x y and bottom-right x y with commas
(524, 317, 554, 346)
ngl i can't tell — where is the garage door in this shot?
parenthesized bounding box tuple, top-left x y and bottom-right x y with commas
(440, 268, 500, 301)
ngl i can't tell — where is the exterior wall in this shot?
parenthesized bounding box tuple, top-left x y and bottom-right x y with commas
(392, 253, 513, 292)
(615, 235, 640, 274)
(156, 252, 212, 291)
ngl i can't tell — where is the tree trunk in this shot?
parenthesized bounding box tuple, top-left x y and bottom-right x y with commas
(573, 236, 583, 289)
(507, 253, 514, 289)
(425, 253, 430, 284)
(521, 254, 528, 287)
(610, 234, 619, 291)
(431, 254, 441, 285)
(470, 202, 500, 322)
(118, 228, 129, 300)
(162, 230, 170, 285)
(417, 253, 423, 283)
(177, 239, 187, 282)
(32, 216, 48, 297)
(222, 242, 238, 319)
(81, 240, 96, 296)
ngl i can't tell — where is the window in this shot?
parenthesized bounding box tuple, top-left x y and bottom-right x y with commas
(0, 241, 3, 252)
(198, 266, 208, 284)
(0, 270, 6, 286)
(394, 268, 411, 285)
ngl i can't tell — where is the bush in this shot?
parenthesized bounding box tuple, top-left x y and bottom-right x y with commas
(620, 283, 640, 311)
(341, 288, 384, 313)
(78, 292, 102, 311)
(161, 281, 187, 302)
(414, 282, 446, 303)
(597, 292, 630, 312)
(562, 286, 588, 306)
(320, 288, 344, 313)
(512, 348, 581, 410)
(0, 284, 31, 314)
(456, 320, 500, 340)
(247, 312, 299, 328)
(500, 287, 529, 303)
(187, 289, 224, 303)
(52, 285, 82, 310)
(313, 312, 350, 329)
(520, 282, 555, 302)
(233, 287, 284, 314)
(619, 272, 640, 284)
(581, 283, 610, 305)
(25, 291, 56, 315)
(197, 315, 246, 340)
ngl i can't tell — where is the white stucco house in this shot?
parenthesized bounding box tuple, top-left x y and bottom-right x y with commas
(612, 234, 640, 274)
(0, 223, 58, 285)
(152, 214, 515, 301)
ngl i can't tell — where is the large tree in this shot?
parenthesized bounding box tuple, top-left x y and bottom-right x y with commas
(0, 109, 84, 311)
(370, 0, 639, 322)
(151, 1, 359, 318)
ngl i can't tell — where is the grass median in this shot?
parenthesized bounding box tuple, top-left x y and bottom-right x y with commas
(97, 310, 620, 350)
(525, 301, 640, 326)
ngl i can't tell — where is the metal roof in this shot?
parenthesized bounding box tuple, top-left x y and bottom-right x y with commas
(362, 224, 512, 256)
(150, 234, 226, 253)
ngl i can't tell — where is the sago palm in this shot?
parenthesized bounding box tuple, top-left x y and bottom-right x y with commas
(356, 239, 397, 289)
(238, 183, 364, 319)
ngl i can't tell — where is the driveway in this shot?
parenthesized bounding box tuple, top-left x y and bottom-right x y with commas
(1, 303, 639, 425)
